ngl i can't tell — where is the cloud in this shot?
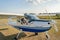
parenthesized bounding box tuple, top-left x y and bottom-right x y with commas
(25, 0, 53, 5)
(46, 3, 60, 13)
(23, 2, 60, 13)
(26, 0, 38, 5)
(57, 0, 60, 2)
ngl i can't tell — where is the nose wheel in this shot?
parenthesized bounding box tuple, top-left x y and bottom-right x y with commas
(45, 32, 50, 40)
(46, 35, 48, 39)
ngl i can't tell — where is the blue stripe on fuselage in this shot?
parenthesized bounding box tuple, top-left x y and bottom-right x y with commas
(13, 26, 52, 32)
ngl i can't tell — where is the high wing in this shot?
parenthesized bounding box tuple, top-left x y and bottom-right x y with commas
(0, 12, 24, 16)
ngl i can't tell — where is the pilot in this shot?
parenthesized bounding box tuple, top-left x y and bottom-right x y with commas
(20, 17, 28, 25)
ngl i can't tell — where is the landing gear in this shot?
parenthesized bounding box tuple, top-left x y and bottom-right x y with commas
(14, 32, 21, 40)
(14, 31, 27, 40)
(14, 29, 23, 40)
(45, 32, 50, 40)
(35, 32, 38, 35)
(14, 37, 18, 40)
(46, 35, 48, 39)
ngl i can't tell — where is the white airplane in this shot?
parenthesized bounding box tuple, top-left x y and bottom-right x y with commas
(7, 13, 58, 40)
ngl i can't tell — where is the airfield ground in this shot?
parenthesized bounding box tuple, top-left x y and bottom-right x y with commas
(0, 16, 60, 40)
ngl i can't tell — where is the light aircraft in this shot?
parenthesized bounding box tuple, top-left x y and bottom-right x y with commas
(8, 13, 58, 40)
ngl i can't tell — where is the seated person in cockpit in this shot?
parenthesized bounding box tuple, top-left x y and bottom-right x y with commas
(17, 17, 28, 25)
(21, 17, 28, 25)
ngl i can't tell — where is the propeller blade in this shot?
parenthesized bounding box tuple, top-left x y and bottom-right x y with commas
(51, 20, 58, 32)
(53, 23, 58, 32)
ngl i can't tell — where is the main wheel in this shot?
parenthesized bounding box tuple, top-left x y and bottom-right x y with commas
(14, 37, 18, 40)
(35, 32, 38, 35)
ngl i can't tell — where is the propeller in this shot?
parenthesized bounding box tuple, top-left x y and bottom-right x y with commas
(45, 10, 58, 40)
(45, 9, 58, 32)
(51, 20, 58, 32)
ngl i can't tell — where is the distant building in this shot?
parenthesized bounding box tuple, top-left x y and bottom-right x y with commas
(38, 13, 56, 16)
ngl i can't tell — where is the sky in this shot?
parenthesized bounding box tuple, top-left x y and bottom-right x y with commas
(0, 0, 60, 14)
